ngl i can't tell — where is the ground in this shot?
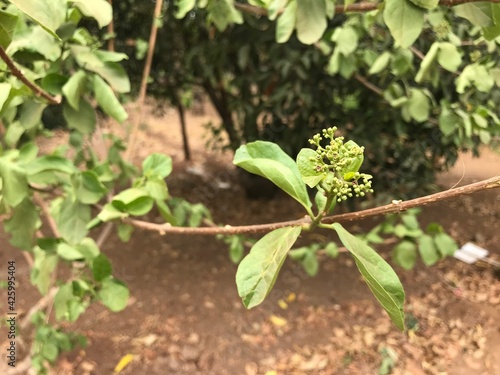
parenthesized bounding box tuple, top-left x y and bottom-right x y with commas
(1, 103, 499, 375)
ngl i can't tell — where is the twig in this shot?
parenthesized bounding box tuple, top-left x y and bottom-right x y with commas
(124, 174, 500, 235)
(0, 46, 61, 105)
(97, 222, 114, 247)
(19, 287, 59, 331)
(107, 0, 115, 51)
(354, 74, 384, 96)
(33, 193, 60, 238)
(124, 0, 164, 162)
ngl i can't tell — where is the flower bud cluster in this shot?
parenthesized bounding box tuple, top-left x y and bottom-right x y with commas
(308, 127, 374, 202)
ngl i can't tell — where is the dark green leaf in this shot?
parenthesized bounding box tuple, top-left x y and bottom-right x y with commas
(0, 10, 18, 48)
(236, 226, 301, 309)
(92, 254, 112, 282)
(72, 171, 108, 204)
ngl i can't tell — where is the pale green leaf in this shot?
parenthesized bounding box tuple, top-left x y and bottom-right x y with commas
(175, 0, 196, 19)
(409, 0, 439, 10)
(72, 0, 113, 28)
(454, 2, 495, 27)
(384, 0, 424, 48)
(417, 234, 439, 265)
(437, 42, 462, 72)
(0, 82, 12, 112)
(0, 156, 28, 207)
(31, 245, 58, 295)
(276, 0, 296, 43)
(236, 226, 301, 308)
(207, 0, 243, 31)
(93, 75, 128, 123)
(333, 223, 405, 331)
(4, 198, 39, 249)
(0, 10, 18, 48)
(56, 243, 83, 261)
(142, 153, 173, 179)
(62, 70, 87, 110)
(406, 88, 430, 123)
(433, 233, 457, 257)
(331, 26, 358, 56)
(57, 197, 90, 244)
(98, 278, 129, 312)
(9, 0, 66, 38)
(369, 52, 392, 75)
(234, 141, 311, 210)
(296, 0, 327, 44)
(296, 148, 324, 188)
(392, 241, 417, 270)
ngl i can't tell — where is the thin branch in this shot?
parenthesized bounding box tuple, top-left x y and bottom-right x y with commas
(107, 0, 115, 51)
(33, 193, 60, 238)
(124, 0, 164, 162)
(354, 74, 384, 96)
(234, 0, 500, 18)
(19, 287, 59, 331)
(0, 46, 61, 105)
(125, 175, 500, 235)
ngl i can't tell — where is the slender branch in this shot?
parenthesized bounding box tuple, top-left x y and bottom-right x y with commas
(354, 74, 384, 96)
(107, 0, 115, 51)
(234, 0, 500, 18)
(125, 175, 500, 235)
(33, 193, 60, 238)
(0, 46, 61, 105)
(124, 0, 164, 162)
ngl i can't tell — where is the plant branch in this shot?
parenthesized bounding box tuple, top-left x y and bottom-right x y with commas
(125, 175, 500, 235)
(124, 0, 164, 162)
(107, 0, 115, 51)
(354, 74, 384, 96)
(33, 193, 60, 238)
(0, 46, 61, 105)
(234, 0, 500, 18)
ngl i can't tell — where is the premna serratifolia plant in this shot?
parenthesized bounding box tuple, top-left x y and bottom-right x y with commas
(234, 127, 406, 331)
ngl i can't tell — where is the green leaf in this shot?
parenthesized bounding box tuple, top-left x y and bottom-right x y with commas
(333, 223, 405, 331)
(296, 0, 327, 44)
(229, 236, 244, 264)
(113, 188, 154, 216)
(54, 283, 87, 322)
(207, 0, 243, 31)
(301, 251, 319, 277)
(56, 243, 83, 261)
(87, 61, 130, 93)
(269, 0, 288, 20)
(72, 0, 113, 28)
(0, 156, 28, 207)
(56, 198, 90, 244)
(18, 142, 39, 165)
(5, 121, 24, 148)
(63, 99, 97, 134)
(92, 253, 112, 282)
(98, 278, 129, 312)
(392, 241, 417, 270)
(31, 246, 58, 295)
(437, 42, 462, 72)
(405, 89, 430, 123)
(456, 64, 495, 94)
(96, 202, 127, 222)
(417, 234, 439, 266)
(25, 156, 77, 176)
(369, 51, 392, 75)
(72, 171, 108, 204)
(0, 10, 18, 48)
(93, 75, 128, 123)
(433, 233, 457, 257)
(234, 141, 311, 210)
(408, 0, 439, 9)
(415, 42, 439, 83)
(142, 153, 173, 179)
(296, 148, 324, 188)
(77, 237, 100, 262)
(454, 2, 495, 27)
(331, 26, 358, 56)
(19, 99, 47, 130)
(62, 70, 87, 110)
(384, 0, 424, 48)
(41, 74, 68, 96)
(117, 223, 133, 242)
(236, 226, 301, 309)
(175, 0, 196, 18)
(439, 104, 460, 136)
(9, 0, 66, 38)
(276, 0, 297, 43)
(325, 242, 339, 258)
(0, 82, 12, 112)
(4, 198, 39, 250)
